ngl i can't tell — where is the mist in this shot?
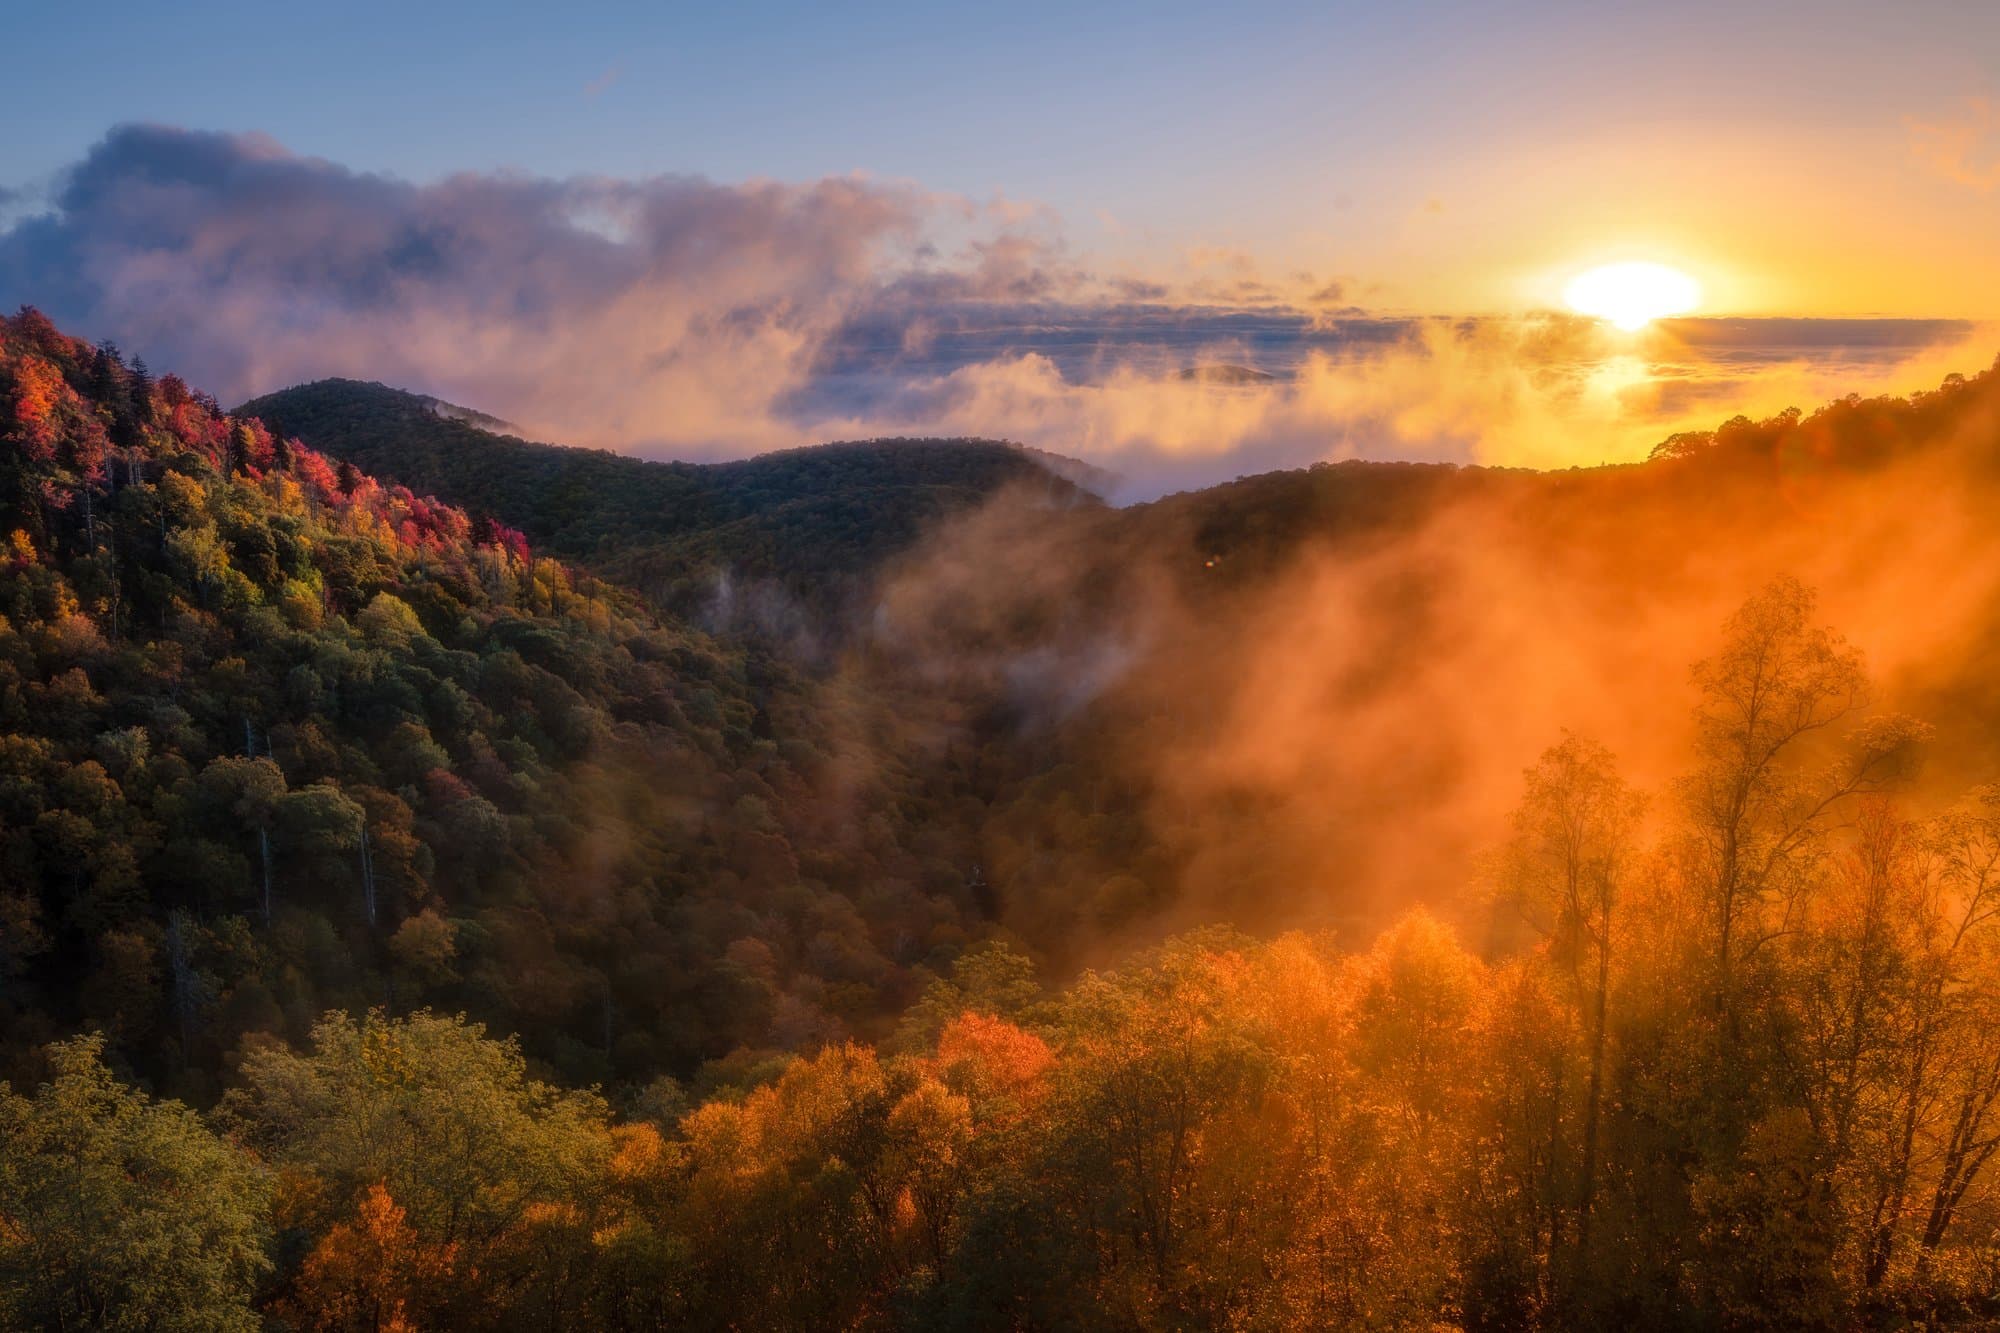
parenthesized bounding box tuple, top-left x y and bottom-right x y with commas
(845, 364, 2000, 966)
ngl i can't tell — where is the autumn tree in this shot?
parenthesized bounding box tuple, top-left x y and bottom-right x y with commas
(1678, 577, 1924, 1009)
(279, 1183, 454, 1332)
(1497, 733, 1643, 1294)
(221, 1009, 611, 1322)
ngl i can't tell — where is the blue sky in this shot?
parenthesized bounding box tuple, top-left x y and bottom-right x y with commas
(11, 2, 2000, 315)
(15, 2, 1392, 191)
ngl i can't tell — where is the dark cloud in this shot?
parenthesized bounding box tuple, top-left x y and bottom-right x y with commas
(0, 124, 934, 447)
(875, 232, 1089, 308)
(1109, 277, 1171, 302)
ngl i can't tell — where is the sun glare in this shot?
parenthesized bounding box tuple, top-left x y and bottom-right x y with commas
(1563, 261, 1701, 331)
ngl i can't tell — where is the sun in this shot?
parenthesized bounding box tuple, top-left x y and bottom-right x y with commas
(1563, 261, 1701, 331)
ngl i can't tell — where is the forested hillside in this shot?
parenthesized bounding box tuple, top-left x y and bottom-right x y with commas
(237, 355, 2000, 973)
(239, 379, 1091, 635)
(0, 310, 1020, 1107)
(13, 307, 2000, 1327)
(13, 577, 2000, 1329)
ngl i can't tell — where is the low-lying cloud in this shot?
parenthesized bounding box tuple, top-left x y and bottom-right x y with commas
(802, 314, 1998, 497)
(3, 125, 1995, 496)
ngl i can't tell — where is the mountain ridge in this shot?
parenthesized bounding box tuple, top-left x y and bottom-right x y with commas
(238, 378, 1100, 632)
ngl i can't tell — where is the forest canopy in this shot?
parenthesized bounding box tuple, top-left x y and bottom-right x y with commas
(9, 308, 2000, 1327)
(11, 574, 2000, 1326)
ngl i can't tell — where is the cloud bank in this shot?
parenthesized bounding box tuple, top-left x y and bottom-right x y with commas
(3, 125, 1994, 495)
(800, 313, 1998, 495)
(0, 124, 950, 452)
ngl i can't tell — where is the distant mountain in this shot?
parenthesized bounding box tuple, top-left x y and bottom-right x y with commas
(412, 391, 520, 435)
(1174, 362, 1278, 384)
(238, 379, 1097, 634)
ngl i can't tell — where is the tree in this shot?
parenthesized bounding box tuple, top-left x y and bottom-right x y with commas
(884, 1076, 975, 1268)
(894, 938, 1042, 1050)
(278, 1183, 455, 1333)
(388, 909, 460, 987)
(1679, 578, 1924, 1009)
(676, 1041, 896, 1326)
(0, 890, 48, 1001)
(273, 783, 366, 905)
(220, 1010, 610, 1320)
(1498, 733, 1643, 1290)
(1896, 790, 2000, 1289)
(1039, 933, 1269, 1315)
(0, 1035, 269, 1331)
(199, 755, 287, 924)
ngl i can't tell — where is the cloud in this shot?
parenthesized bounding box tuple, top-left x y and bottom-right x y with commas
(1109, 277, 1171, 302)
(0, 124, 951, 450)
(0, 125, 1185, 456)
(3, 126, 1990, 496)
(584, 65, 623, 98)
(793, 313, 1998, 499)
(877, 231, 1091, 307)
(1908, 97, 2000, 191)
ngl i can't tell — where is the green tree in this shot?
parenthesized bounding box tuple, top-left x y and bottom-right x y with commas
(220, 1009, 611, 1321)
(0, 1035, 269, 1331)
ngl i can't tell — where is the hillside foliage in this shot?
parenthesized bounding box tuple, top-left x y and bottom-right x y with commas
(0, 309, 1012, 1105)
(238, 378, 1091, 636)
(11, 312, 2000, 1326)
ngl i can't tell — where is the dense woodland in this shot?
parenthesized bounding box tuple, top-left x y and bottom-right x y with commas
(0, 309, 1058, 1106)
(11, 307, 2000, 1327)
(238, 379, 1092, 640)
